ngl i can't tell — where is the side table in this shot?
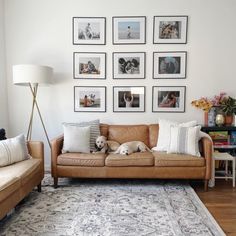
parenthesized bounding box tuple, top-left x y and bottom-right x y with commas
(213, 152, 235, 187)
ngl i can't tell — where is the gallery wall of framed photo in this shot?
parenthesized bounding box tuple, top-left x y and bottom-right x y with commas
(72, 15, 188, 113)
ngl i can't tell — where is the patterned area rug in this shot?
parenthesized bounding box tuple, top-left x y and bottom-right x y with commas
(0, 176, 225, 236)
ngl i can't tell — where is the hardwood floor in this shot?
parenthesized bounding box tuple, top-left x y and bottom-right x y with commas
(192, 180, 236, 236)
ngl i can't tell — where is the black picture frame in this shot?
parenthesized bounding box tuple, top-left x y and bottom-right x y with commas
(72, 17, 106, 45)
(74, 86, 106, 112)
(152, 86, 186, 113)
(153, 16, 188, 44)
(153, 51, 187, 79)
(112, 16, 146, 45)
(113, 52, 146, 79)
(73, 52, 106, 79)
(113, 86, 145, 112)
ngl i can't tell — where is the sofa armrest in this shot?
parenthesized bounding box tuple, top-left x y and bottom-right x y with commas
(50, 135, 64, 177)
(27, 141, 44, 161)
(200, 137, 213, 180)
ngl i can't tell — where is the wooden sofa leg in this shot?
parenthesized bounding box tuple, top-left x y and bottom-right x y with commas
(204, 180, 208, 191)
(54, 177, 58, 188)
(37, 182, 42, 192)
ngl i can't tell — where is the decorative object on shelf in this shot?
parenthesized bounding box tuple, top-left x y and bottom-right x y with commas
(73, 52, 106, 79)
(153, 51, 187, 79)
(73, 17, 106, 45)
(13, 64, 53, 147)
(215, 113, 225, 126)
(113, 52, 145, 79)
(220, 96, 236, 125)
(153, 16, 188, 44)
(191, 92, 229, 126)
(112, 16, 146, 45)
(152, 86, 186, 113)
(74, 86, 106, 112)
(113, 86, 145, 112)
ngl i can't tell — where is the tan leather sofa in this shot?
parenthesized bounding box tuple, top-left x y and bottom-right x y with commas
(0, 141, 44, 220)
(51, 124, 212, 190)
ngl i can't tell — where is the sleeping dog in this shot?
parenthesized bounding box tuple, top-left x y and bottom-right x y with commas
(114, 141, 152, 155)
(93, 136, 120, 153)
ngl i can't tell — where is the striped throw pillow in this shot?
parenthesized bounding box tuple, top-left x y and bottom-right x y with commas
(167, 125, 201, 157)
(62, 119, 100, 152)
(0, 134, 29, 167)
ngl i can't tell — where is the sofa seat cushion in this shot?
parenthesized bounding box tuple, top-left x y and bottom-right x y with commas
(105, 152, 154, 167)
(57, 153, 106, 167)
(153, 152, 205, 167)
(0, 176, 20, 202)
(0, 159, 41, 185)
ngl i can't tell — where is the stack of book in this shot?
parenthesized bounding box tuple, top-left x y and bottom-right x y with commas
(209, 131, 229, 146)
(230, 131, 236, 145)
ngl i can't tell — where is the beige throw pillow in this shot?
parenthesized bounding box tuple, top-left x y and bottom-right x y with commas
(167, 125, 201, 157)
(0, 134, 29, 167)
(62, 125, 90, 153)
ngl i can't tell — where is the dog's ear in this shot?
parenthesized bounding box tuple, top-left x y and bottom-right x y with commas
(95, 143, 98, 149)
(102, 136, 107, 141)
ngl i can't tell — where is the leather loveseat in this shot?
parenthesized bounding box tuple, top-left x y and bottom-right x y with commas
(51, 124, 212, 190)
(0, 141, 44, 220)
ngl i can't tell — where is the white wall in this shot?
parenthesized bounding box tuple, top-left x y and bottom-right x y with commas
(4, 0, 236, 167)
(0, 0, 8, 131)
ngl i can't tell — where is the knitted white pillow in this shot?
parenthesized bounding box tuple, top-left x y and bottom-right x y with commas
(0, 134, 29, 167)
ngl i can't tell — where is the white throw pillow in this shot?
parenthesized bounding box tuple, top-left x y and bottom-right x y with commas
(62, 125, 90, 153)
(63, 119, 100, 152)
(152, 119, 198, 152)
(167, 125, 201, 157)
(0, 134, 29, 167)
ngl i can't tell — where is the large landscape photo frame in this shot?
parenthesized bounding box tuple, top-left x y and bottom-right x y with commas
(74, 86, 106, 112)
(73, 17, 106, 45)
(153, 51, 187, 79)
(152, 86, 186, 113)
(113, 16, 146, 44)
(73, 52, 106, 79)
(113, 52, 145, 79)
(153, 16, 188, 44)
(113, 86, 145, 112)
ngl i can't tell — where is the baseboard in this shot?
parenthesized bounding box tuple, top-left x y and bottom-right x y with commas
(44, 165, 51, 173)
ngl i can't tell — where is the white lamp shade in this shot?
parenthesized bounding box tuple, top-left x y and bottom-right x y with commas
(13, 64, 53, 86)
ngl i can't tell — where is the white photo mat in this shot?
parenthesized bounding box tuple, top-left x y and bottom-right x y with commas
(113, 52, 145, 79)
(113, 86, 145, 112)
(153, 51, 186, 79)
(152, 86, 186, 113)
(74, 52, 106, 79)
(113, 17, 146, 44)
(74, 86, 106, 112)
(153, 16, 188, 44)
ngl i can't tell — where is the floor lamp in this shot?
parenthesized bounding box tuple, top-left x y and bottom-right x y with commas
(13, 64, 53, 148)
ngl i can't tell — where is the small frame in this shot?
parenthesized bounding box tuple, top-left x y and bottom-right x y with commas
(74, 86, 106, 112)
(73, 17, 106, 45)
(113, 16, 146, 44)
(153, 51, 187, 79)
(153, 16, 188, 44)
(152, 86, 186, 113)
(113, 52, 145, 79)
(73, 52, 106, 79)
(113, 86, 145, 112)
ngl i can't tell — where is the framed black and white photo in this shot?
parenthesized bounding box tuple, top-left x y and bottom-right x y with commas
(113, 86, 145, 112)
(113, 16, 146, 44)
(74, 86, 106, 112)
(74, 52, 106, 79)
(73, 17, 106, 45)
(113, 52, 145, 79)
(153, 51, 186, 79)
(152, 86, 186, 113)
(153, 16, 188, 44)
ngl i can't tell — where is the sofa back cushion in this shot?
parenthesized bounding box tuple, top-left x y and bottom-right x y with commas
(149, 124, 159, 148)
(108, 125, 149, 146)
